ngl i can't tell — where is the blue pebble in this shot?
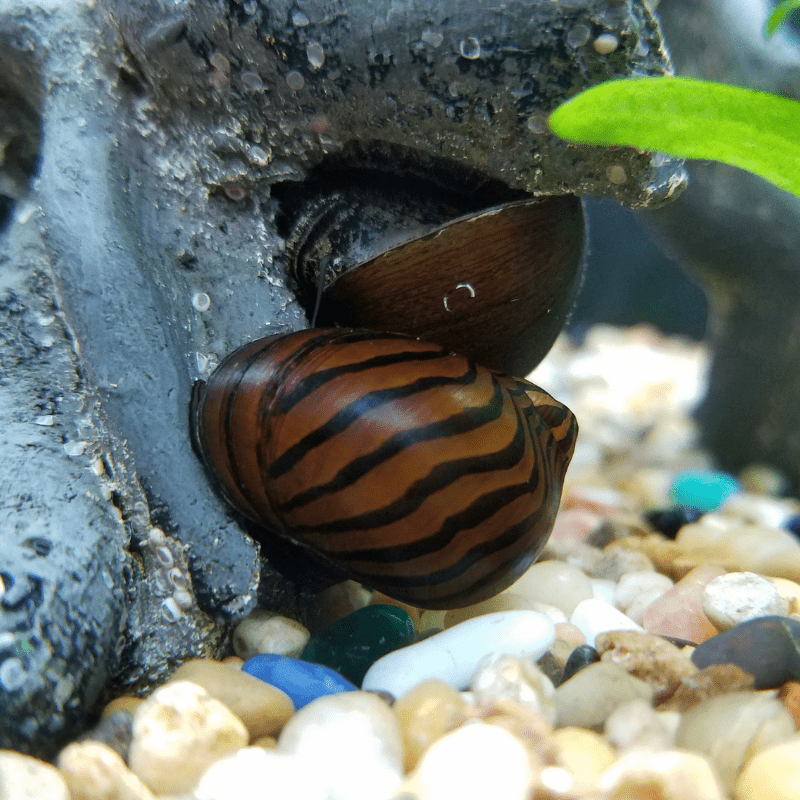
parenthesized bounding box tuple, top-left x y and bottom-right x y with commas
(242, 654, 358, 710)
(785, 515, 800, 538)
(668, 470, 740, 513)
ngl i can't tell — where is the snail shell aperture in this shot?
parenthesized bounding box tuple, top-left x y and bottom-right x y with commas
(276, 146, 587, 377)
(191, 328, 577, 609)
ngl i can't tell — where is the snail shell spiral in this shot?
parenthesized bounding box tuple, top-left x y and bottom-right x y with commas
(192, 328, 577, 609)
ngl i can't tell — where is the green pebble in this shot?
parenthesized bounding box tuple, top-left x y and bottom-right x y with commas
(301, 604, 415, 687)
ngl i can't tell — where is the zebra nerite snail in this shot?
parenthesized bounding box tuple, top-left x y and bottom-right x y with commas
(276, 145, 587, 377)
(191, 328, 577, 609)
(193, 148, 584, 608)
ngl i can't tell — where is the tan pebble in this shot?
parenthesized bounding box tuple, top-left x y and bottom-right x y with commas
(220, 655, 244, 668)
(370, 592, 421, 627)
(589, 512, 652, 546)
(595, 629, 697, 698)
(128, 680, 248, 795)
(553, 622, 586, 649)
(101, 696, 144, 719)
(768, 577, 800, 613)
(598, 749, 726, 800)
(544, 540, 606, 574)
(444, 592, 532, 628)
(759, 550, 800, 586)
(402, 723, 535, 800)
(417, 609, 447, 636)
(675, 691, 796, 794)
(548, 637, 578, 672)
(306, 580, 372, 632)
(641, 564, 725, 643)
(551, 727, 615, 787)
(279, 691, 404, 799)
(610, 534, 689, 580)
(528, 601, 569, 625)
(250, 735, 279, 749)
(169, 658, 294, 739)
(605, 698, 680, 752)
(735, 734, 800, 800)
(720, 492, 797, 530)
(509, 560, 593, 616)
(194, 747, 326, 800)
(659, 664, 756, 713)
(701, 571, 789, 631)
(614, 570, 674, 621)
(554, 662, 654, 730)
(679, 519, 800, 574)
(738, 463, 790, 496)
(471, 654, 556, 726)
(591, 544, 656, 581)
(777, 682, 800, 729)
(393, 679, 467, 772)
(474, 697, 558, 764)
(57, 741, 154, 800)
(618, 467, 675, 508)
(232, 610, 310, 660)
(564, 485, 629, 515)
(547, 508, 604, 545)
(0, 750, 69, 800)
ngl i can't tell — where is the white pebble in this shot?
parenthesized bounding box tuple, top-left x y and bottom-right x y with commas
(510, 561, 593, 616)
(614, 571, 674, 621)
(195, 747, 326, 800)
(0, 751, 69, 800)
(719, 492, 797, 529)
(597, 749, 726, 800)
(402, 723, 534, 800)
(278, 692, 403, 800)
(57, 741, 154, 800)
(361, 611, 555, 698)
(471, 653, 557, 726)
(570, 598, 644, 646)
(702, 571, 789, 630)
(233, 610, 310, 660)
(129, 681, 248, 795)
(591, 579, 617, 606)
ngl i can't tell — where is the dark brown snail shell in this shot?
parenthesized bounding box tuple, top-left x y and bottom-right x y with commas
(280, 167, 586, 377)
(192, 328, 577, 609)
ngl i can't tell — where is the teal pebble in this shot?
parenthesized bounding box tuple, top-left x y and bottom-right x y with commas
(668, 470, 740, 513)
(242, 653, 357, 710)
(301, 604, 415, 686)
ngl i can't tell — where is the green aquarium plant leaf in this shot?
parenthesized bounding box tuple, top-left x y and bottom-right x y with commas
(765, 0, 800, 37)
(548, 76, 800, 200)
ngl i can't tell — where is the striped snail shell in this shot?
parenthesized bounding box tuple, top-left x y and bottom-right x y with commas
(279, 158, 586, 377)
(191, 328, 577, 609)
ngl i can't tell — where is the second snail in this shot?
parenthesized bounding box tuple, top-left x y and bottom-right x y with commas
(192, 327, 578, 610)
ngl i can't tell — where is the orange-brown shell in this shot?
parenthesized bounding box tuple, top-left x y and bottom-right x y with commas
(193, 328, 577, 609)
